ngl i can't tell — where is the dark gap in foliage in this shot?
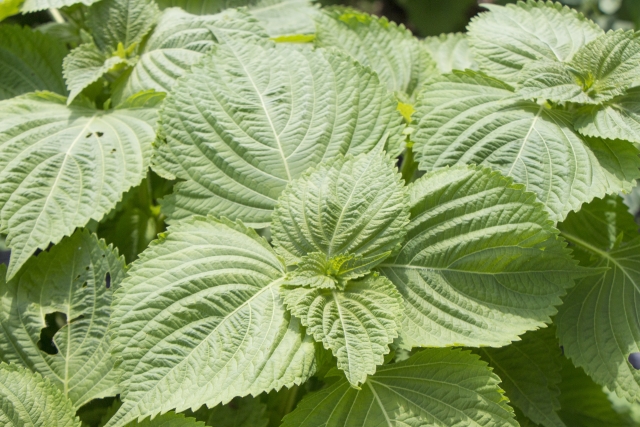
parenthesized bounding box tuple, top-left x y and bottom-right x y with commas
(105, 272, 111, 289)
(37, 312, 67, 355)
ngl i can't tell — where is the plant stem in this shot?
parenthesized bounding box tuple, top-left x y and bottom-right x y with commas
(400, 144, 417, 184)
(49, 8, 64, 23)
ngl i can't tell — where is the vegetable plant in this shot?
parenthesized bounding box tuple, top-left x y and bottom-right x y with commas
(1, 0, 640, 426)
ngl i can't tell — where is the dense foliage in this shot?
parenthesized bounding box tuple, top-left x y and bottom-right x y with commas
(1, 0, 640, 426)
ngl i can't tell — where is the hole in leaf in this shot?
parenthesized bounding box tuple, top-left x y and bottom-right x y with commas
(111, 149, 116, 154)
(105, 272, 111, 289)
(85, 133, 92, 138)
(629, 353, 640, 369)
(85, 266, 90, 271)
(96, 132, 104, 137)
(82, 282, 88, 288)
(37, 312, 67, 355)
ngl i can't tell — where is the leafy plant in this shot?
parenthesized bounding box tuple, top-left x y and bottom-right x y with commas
(1, 0, 640, 426)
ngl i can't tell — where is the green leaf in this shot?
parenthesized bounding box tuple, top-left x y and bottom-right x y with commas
(156, 38, 404, 227)
(516, 60, 593, 104)
(272, 150, 409, 280)
(20, 0, 99, 13)
(557, 195, 640, 403)
(281, 348, 517, 427)
(112, 8, 267, 103)
(575, 87, 640, 143)
(0, 91, 162, 280)
(0, 0, 22, 21)
(283, 274, 402, 387)
(412, 71, 640, 221)
(379, 165, 580, 348)
(423, 32, 477, 74)
(63, 43, 130, 104)
(467, 0, 603, 84)
(105, 216, 315, 427)
(0, 25, 67, 100)
(0, 362, 81, 427)
(0, 230, 125, 408)
(125, 412, 206, 427)
(87, 0, 160, 52)
(189, 396, 268, 427)
(478, 327, 565, 427)
(314, 7, 434, 99)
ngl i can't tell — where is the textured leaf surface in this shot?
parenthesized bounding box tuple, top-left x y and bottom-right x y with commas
(423, 32, 477, 74)
(283, 275, 402, 386)
(190, 396, 268, 427)
(0, 230, 125, 408)
(412, 71, 640, 221)
(379, 165, 579, 348)
(20, 0, 98, 12)
(87, 0, 159, 52)
(0, 25, 67, 100)
(516, 60, 592, 104)
(105, 217, 315, 427)
(479, 328, 565, 427)
(0, 362, 80, 427)
(0, 91, 161, 280)
(272, 150, 409, 278)
(157, 38, 403, 227)
(63, 43, 129, 104)
(314, 8, 434, 98)
(575, 87, 640, 143)
(557, 195, 640, 402)
(467, 0, 602, 84)
(281, 348, 517, 427)
(113, 8, 266, 103)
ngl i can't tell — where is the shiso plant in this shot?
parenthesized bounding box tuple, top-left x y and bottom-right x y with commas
(1, 0, 640, 426)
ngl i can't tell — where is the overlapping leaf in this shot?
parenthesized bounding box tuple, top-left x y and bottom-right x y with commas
(0, 25, 67, 100)
(379, 165, 580, 348)
(412, 71, 640, 221)
(20, 0, 99, 13)
(281, 348, 517, 427)
(0, 363, 80, 427)
(189, 396, 268, 427)
(283, 275, 402, 387)
(423, 32, 477, 74)
(156, 38, 403, 227)
(0, 230, 124, 408)
(314, 8, 434, 99)
(105, 217, 315, 427)
(272, 149, 409, 279)
(575, 87, 640, 143)
(88, 0, 159, 52)
(0, 91, 162, 279)
(467, 0, 603, 84)
(126, 412, 206, 427)
(557, 195, 640, 403)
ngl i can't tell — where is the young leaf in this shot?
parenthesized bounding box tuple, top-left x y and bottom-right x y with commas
(575, 87, 640, 143)
(0, 0, 21, 21)
(423, 32, 477, 74)
(467, 0, 603, 84)
(112, 8, 267, 103)
(0, 363, 81, 427)
(0, 91, 162, 280)
(516, 60, 593, 104)
(87, 0, 160, 53)
(272, 150, 409, 279)
(478, 327, 565, 427)
(282, 274, 403, 387)
(314, 8, 435, 99)
(63, 43, 130, 104)
(189, 396, 268, 427)
(20, 0, 99, 13)
(412, 71, 640, 221)
(557, 195, 640, 403)
(0, 25, 67, 100)
(156, 38, 404, 227)
(379, 165, 580, 348)
(0, 230, 125, 408)
(105, 216, 315, 427)
(281, 348, 517, 427)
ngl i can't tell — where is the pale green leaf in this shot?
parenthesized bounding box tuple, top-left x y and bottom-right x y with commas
(0, 362, 81, 427)
(156, 38, 404, 227)
(88, 0, 160, 52)
(0, 0, 22, 21)
(284, 252, 354, 289)
(557, 195, 640, 402)
(575, 87, 640, 143)
(516, 61, 593, 104)
(105, 216, 315, 427)
(272, 150, 409, 279)
(20, 0, 98, 13)
(423, 32, 477, 74)
(412, 71, 640, 221)
(63, 43, 130, 104)
(112, 8, 267, 102)
(379, 165, 580, 348)
(281, 348, 517, 427)
(467, 0, 602, 84)
(479, 327, 565, 427)
(189, 396, 268, 427)
(0, 91, 162, 280)
(0, 25, 67, 100)
(314, 7, 435, 99)
(283, 274, 402, 387)
(0, 230, 125, 408)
